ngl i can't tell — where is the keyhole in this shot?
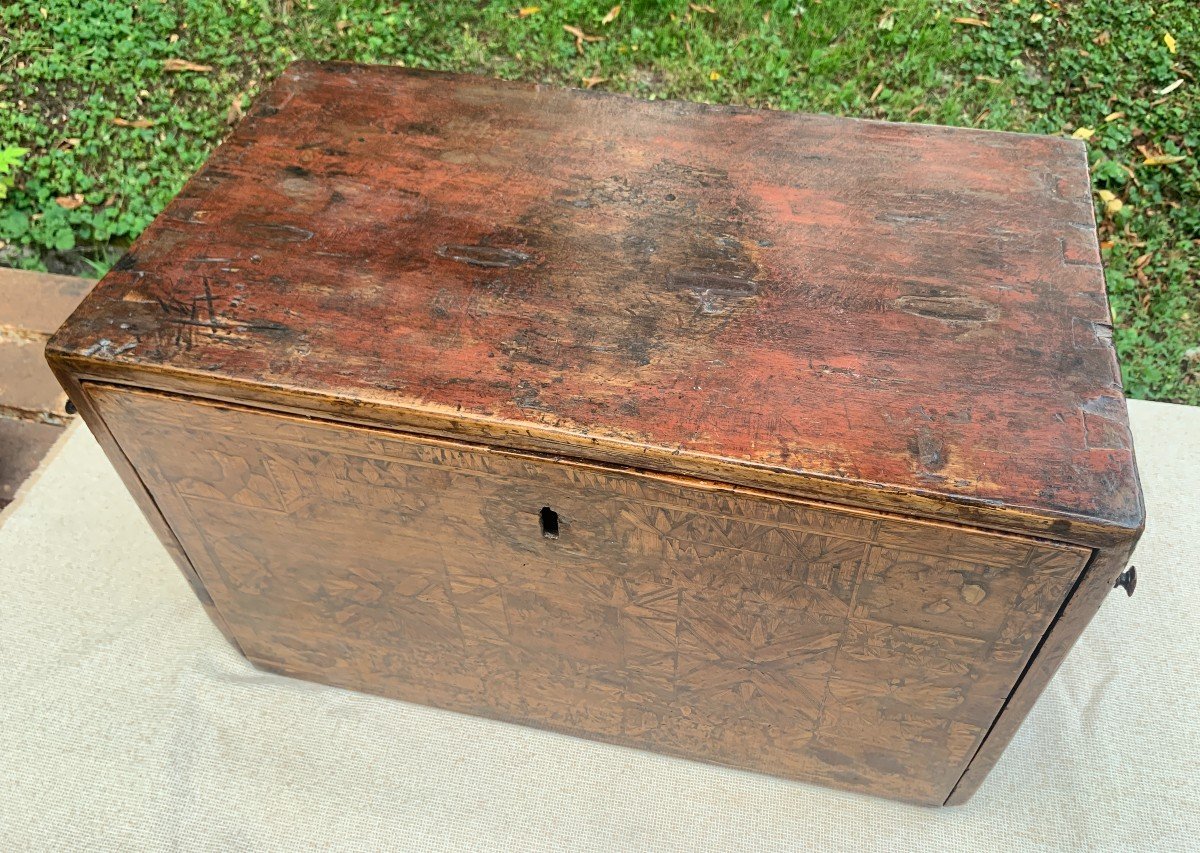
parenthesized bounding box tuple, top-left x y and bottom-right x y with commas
(539, 506, 559, 539)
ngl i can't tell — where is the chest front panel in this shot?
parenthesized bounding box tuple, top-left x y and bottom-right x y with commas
(90, 383, 1089, 804)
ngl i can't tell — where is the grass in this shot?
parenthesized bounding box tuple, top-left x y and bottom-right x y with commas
(0, 0, 1196, 402)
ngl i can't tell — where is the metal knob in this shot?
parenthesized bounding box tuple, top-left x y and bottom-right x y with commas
(1113, 566, 1137, 597)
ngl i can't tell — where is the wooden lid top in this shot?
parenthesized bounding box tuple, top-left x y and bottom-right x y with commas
(49, 62, 1142, 540)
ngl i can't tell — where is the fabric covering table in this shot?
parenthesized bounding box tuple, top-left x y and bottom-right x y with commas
(1, 398, 1196, 851)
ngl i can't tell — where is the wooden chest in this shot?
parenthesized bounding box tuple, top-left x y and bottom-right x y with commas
(47, 63, 1143, 806)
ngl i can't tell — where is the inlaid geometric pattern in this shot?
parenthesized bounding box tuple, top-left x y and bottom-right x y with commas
(90, 385, 1089, 805)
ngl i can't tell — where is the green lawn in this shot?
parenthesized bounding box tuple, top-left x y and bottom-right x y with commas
(1, 0, 1196, 402)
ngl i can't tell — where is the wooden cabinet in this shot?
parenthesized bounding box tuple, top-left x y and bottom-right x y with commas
(48, 63, 1142, 805)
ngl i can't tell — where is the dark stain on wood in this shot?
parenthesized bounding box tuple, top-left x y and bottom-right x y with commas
(112, 253, 139, 272)
(666, 270, 759, 313)
(436, 244, 533, 269)
(911, 428, 948, 473)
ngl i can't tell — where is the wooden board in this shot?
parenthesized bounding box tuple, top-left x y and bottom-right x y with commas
(88, 383, 1091, 805)
(46, 62, 1141, 541)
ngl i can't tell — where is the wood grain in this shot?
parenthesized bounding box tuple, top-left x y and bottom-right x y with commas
(48, 66, 1145, 805)
(47, 364, 243, 652)
(89, 384, 1091, 805)
(47, 62, 1142, 541)
(945, 538, 1138, 803)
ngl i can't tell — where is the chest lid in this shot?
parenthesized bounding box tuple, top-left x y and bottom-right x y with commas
(48, 61, 1141, 541)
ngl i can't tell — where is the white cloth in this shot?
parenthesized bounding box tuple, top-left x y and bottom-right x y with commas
(1, 399, 1196, 851)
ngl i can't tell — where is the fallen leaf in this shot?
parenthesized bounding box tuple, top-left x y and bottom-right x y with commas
(581, 75, 607, 89)
(1142, 154, 1186, 166)
(564, 25, 584, 52)
(1071, 126, 1095, 140)
(112, 117, 155, 128)
(1099, 239, 1115, 250)
(226, 91, 246, 125)
(1093, 31, 1110, 46)
(57, 137, 81, 149)
(563, 24, 603, 53)
(689, 3, 716, 13)
(877, 10, 894, 31)
(518, 6, 539, 16)
(1029, 12, 1043, 23)
(162, 58, 212, 73)
(952, 16, 989, 27)
(1134, 252, 1153, 269)
(870, 82, 884, 101)
(1158, 79, 1183, 95)
(601, 5, 620, 24)
(709, 70, 720, 81)
(55, 193, 84, 210)
(169, 33, 179, 44)
(1104, 111, 1125, 122)
(1164, 32, 1176, 54)
(1097, 190, 1123, 215)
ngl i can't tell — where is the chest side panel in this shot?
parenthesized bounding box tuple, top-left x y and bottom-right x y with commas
(89, 384, 1089, 804)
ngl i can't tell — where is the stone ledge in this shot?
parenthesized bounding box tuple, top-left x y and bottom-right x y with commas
(0, 267, 93, 508)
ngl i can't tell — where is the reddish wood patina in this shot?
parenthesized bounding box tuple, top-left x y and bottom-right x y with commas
(47, 62, 1139, 540)
(47, 63, 1143, 805)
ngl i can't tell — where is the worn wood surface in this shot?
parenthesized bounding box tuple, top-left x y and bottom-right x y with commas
(46, 364, 243, 649)
(946, 536, 1138, 803)
(47, 65, 1145, 805)
(47, 62, 1142, 541)
(89, 384, 1091, 806)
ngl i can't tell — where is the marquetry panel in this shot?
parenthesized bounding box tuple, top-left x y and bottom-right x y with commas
(89, 384, 1089, 804)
